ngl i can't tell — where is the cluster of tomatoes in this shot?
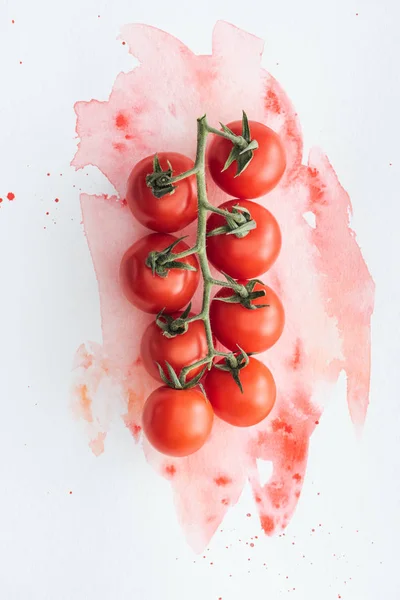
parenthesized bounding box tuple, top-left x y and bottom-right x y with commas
(119, 116, 286, 457)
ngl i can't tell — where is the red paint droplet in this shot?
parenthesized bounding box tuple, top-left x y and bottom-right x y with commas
(47, 172, 50, 176)
(46, 212, 49, 216)
(122, 41, 126, 45)
(165, 464, 176, 477)
(69, 491, 72, 495)
(255, 494, 262, 503)
(311, 528, 315, 532)
(19, 61, 22, 65)
(214, 475, 232, 486)
(12, 19, 15, 24)
(246, 513, 251, 517)
(292, 473, 301, 481)
(221, 498, 229, 506)
(250, 543, 254, 547)
(0, 198, 3, 203)
(7, 192, 15, 201)
(55, 198, 59, 203)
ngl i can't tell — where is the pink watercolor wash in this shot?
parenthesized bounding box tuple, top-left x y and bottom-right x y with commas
(71, 21, 375, 551)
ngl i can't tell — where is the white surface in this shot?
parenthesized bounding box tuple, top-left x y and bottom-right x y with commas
(1, 0, 399, 598)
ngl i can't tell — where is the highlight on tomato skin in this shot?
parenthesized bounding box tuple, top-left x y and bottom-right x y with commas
(206, 199, 282, 279)
(126, 153, 198, 233)
(142, 387, 214, 457)
(140, 315, 210, 383)
(208, 120, 286, 199)
(210, 281, 285, 353)
(204, 357, 276, 427)
(119, 233, 200, 314)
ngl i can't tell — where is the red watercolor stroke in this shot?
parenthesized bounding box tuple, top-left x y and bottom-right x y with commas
(71, 22, 374, 551)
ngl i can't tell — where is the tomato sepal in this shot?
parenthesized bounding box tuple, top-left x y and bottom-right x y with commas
(206, 204, 257, 240)
(221, 112, 259, 176)
(213, 347, 250, 393)
(146, 236, 198, 277)
(213, 278, 269, 310)
(156, 361, 208, 391)
(145, 154, 177, 198)
(155, 304, 192, 338)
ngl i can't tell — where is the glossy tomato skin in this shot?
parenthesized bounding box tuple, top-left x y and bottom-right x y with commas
(120, 233, 199, 313)
(142, 387, 214, 457)
(204, 358, 276, 427)
(141, 315, 210, 382)
(206, 199, 281, 279)
(208, 121, 286, 198)
(126, 153, 198, 233)
(210, 282, 285, 353)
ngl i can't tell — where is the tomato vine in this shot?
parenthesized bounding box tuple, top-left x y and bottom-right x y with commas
(145, 112, 265, 389)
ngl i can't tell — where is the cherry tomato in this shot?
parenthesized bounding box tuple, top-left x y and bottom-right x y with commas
(141, 315, 210, 382)
(142, 387, 214, 456)
(204, 357, 276, 427)
(210, 282, 285, 353)
(206, 199, 281, 278)
(208, 120, 286, 198)
(126, 153, 198, 233)
(120, 233, 199, 313)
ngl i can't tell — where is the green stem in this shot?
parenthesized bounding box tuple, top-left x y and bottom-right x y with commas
(170, 167, 198, 184)
(205, 123, 247, 149)
(178, 116, 242, 383)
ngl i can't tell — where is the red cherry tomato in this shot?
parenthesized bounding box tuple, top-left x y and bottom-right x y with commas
(126, 153, 198, 233)
(204, 357, 276, 427)
(206, 199, 281, 279)
(141, 315, 210, 382)
(210, 282, 285, 353)
(120, 233, 199, 313)
(208, 121, 286, 198)
(142, 387, 214, 456)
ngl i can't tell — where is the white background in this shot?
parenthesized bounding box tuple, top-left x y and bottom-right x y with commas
(1, 0, 399, 598)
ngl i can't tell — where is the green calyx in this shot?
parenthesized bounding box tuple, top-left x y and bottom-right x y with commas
(155, 304, 191, 338)
(145, 237, 197, 278)
(214, 347, 250, 392)
(214, 279, 269, 310)
(146, 154, 176, 198)
(157, 361, 207, 392)
(207, 204, 257, 239)
(221, 111, 259, 177)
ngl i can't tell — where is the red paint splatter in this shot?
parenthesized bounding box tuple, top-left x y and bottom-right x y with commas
(12, 19, 15, 24)
(69, 491, 73, 495)
(165, 464, 177, 477)
(214, 475, 232, 486)
(7, 192, 15, 201)
(0, 198, 2, 203)
(72, 22, 374, 551)
(55, 198, 59, 203)
(115, 112, 129, 129)
(261, 515, 275, 534)
(113, 142, 126, 152)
